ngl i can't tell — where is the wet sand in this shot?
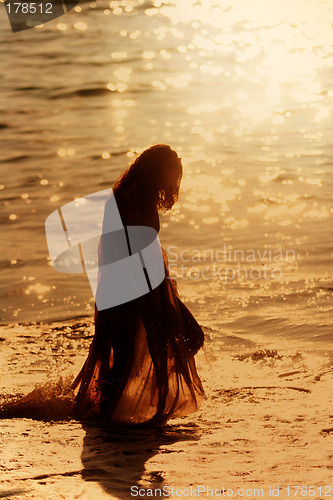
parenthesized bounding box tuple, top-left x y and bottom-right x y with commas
(0, 318, 332, 499)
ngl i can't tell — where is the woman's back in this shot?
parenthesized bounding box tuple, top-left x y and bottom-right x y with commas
(113, 185, 160, 233)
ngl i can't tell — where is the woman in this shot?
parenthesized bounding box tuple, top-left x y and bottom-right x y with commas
(0, 144, 205, 426)
(71, 144, 205, 427)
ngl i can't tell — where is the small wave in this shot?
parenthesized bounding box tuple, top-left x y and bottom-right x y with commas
(0, 155, 30, 163)
(18, 175, 42, 187)
(14, 86, 42, 91)
(49, 87, 114, 99)
(89, 150, 128, 160)
(234, 348, 284, 362)
(136, 0, 155, 9)
(214, 385, 312, 404)
(0, 314, 93, 328)
(0, 258, 25, 270)
(0, 376, 75, 421)
(272, 174, 297, 183)
(0, 195, 19, 202)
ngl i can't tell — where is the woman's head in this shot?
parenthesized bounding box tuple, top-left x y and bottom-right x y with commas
(113, 144, 183, 213)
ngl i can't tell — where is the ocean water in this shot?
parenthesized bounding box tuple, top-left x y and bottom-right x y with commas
(0, 2, 333, 495)
(0, 0, 332, 342)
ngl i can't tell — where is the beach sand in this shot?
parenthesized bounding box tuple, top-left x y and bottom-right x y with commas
(0, 318, 332, 499)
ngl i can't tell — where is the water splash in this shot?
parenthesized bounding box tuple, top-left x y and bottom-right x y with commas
(0, 375, 75, 421)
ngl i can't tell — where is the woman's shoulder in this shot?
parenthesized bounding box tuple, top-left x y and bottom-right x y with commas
(141, 210, 160, 233)
(113, 186, 160, 232)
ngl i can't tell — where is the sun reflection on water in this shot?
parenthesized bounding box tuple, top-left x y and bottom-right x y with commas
(1, 0, 332, 324)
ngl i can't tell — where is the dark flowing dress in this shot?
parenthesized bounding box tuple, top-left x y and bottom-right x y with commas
(71, 186, 205, 427)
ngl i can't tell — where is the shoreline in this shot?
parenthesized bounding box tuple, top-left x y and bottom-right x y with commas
(1, 344, 332, 499)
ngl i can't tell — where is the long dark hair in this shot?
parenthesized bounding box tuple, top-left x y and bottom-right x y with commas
(112, 144, 183, 214)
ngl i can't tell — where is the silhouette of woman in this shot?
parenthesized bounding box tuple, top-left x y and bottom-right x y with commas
(0, 144, 205, 426)
(71, 144, 205, 427)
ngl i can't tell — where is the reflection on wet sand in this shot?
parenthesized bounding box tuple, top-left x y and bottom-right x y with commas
(80, 422, 201, 499)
